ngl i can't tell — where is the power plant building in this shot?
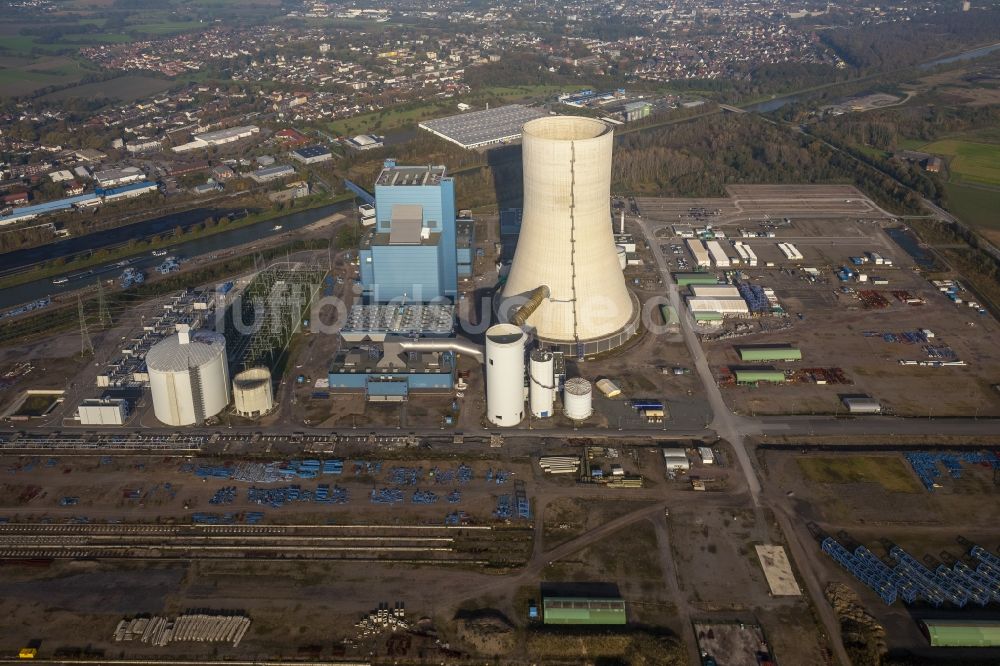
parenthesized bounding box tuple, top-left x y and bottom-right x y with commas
(359, 161, 458, 303)
(327, 342, 455, 398)
(501, 116, 638, 356)
(145, 325, 231, 426)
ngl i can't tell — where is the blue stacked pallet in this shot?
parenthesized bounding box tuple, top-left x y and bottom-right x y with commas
(446, 490, 461, 503)
(322, 459, 344, 475)
(412, 490, 438, 504)
(457, 464, 473, 484)
(209, 486, 237, 505)
(388, 467, 422, 486)
(245, 511, 265, 524)
(735, 282, 770, 313)
(494, 495, 512, 520)
(951, 561, 1000, 604)
(370, 488, 404, 504)
(822, 537, 897, 605)
(890, 547, 956, 607)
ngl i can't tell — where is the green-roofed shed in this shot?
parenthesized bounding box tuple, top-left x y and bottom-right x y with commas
(737, 345, 802, 362)
(733, 368, 786, 384)
(659, 304, 679, 326)
(543, 597, 627, 625)
(674, 272, 720, 286)
(921, 620, 1000, 647)
(693, 311, 723, 322)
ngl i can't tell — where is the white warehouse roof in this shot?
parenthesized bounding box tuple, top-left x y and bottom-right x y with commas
(687, 297, 749, 314)
(690, 284, 741, 298)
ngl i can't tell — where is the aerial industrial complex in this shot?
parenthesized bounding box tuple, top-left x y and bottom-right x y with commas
(2, 108, 1000, 666)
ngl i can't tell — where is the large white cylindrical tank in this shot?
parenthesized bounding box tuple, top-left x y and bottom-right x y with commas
(563, 377, 593, 421)
(146, 326, 230, 426)
(616, 245, 627, 270)
(529, 349, 555, 418)
(503, 116, 636, 350)
(485, 323, 525, 427)
(233, 367, 274, 418)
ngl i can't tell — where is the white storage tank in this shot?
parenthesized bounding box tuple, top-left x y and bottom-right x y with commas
(233, 367, 274, 418)
(564, 377, 593, 421)
(529, 348, 555, 418)
(146, 324, 230, 426)
(485, 323, 526, 426)
(616, 245, 627, 270)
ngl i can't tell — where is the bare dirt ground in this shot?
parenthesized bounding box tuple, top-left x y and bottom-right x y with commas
(762, 447, 1000, 658)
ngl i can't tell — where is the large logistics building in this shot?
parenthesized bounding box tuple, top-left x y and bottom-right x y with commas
(705, 239, 730, 268)
(691, 284, 741, 299)
(359, 161, 458, 303)
(685, 239, 711, 268)
(418, 104, 549, 150)
(687, 297, 749, 315)
(542, 597, 626, 625)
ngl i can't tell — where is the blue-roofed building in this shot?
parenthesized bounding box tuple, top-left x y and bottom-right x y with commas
(359, 160, 457, 303)
(327, 342, 454, 398)
(0, 193, 100, 226)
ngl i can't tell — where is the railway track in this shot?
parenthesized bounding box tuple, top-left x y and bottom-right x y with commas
(0, 522, 520, 564)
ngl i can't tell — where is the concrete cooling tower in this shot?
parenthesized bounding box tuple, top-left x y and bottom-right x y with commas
(503, 116, 638, 356)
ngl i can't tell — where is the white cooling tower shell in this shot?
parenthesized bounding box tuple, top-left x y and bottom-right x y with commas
(563, 377, 593, 421)
(146, 329, 230, 426)
(233, 367, 274, 418)
(502, 116, 637, 355)
(485, 323, 526, 426)
(529, 349, 555, 418)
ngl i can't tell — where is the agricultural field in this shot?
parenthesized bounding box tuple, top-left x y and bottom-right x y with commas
(797, 455, 922, 493)
(921, 139, 1000, 188)
(38, 75, 174, 102)
(942, 182, 1000, 241)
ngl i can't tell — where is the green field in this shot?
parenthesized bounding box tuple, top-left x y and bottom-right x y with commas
(921, 139, 1000, 187)
(943, 182, 1000, 231)
(328, 102, 452, 136)
(797, 456, 922, 493)
(39, 75, 173, 102)
(0, 56, 92, 96)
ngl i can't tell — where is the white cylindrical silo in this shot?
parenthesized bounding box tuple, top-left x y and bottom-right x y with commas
(146, 325, 230, 426)
(564, 377, 593, 421)
(502, 116, 636, 354)
(233, 367, 274, 418)
(485, 323, 525, 427)
(616, 245, 627, 271)
(529, 349, 554, 418)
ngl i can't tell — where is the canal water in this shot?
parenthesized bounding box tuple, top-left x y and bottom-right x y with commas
(1, 201, 353, 311)
(885, 227, 938, 270)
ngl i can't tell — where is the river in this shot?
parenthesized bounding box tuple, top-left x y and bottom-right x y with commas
(0, 201, 353, 311)
(743, 42, 1000, 114)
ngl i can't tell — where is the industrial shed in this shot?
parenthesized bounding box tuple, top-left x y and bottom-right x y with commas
(687, 297, 749, 315)
(543, 597, 626, 625)
(662, 448, 690, 471)
(691, 284, 741, 299)
(673, 272, 720, 286)
(841, 395, 882, 414)
(733, 368, 786, 384)
(920, 620, 1000, 647)
(737, 345, 802, 362)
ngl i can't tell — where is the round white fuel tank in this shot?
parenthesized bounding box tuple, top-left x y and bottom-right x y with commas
(485, 323, 526, 426)
(529, 348, 555, 418)
(146, 325, 230, 427)
(233, 367, 274, 418)
(563, 377, 593, 421)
